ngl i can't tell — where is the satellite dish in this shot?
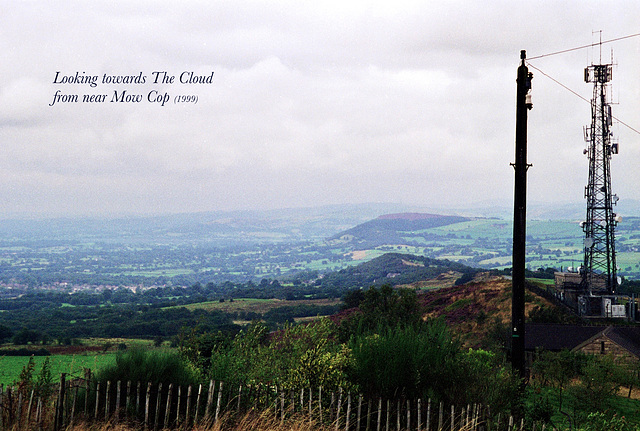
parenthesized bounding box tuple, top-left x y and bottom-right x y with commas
(584, 237, 594, 248)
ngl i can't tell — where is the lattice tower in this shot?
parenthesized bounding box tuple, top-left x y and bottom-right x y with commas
(582, 63, 619, 294)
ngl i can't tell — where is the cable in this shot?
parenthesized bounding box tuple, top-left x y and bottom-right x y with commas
(527, 33, 640, 60)
(526, 62, 640, 137)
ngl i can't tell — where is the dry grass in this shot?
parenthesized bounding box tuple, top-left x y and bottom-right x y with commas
(59, 411, 336, 431)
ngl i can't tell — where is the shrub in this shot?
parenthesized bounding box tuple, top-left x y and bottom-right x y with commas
(95, 347, 200, 387)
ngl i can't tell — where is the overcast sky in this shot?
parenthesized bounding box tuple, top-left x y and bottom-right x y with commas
(1, 1, 639, 218)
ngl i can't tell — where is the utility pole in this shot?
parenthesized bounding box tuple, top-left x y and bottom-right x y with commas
(511, 50, 532, 380)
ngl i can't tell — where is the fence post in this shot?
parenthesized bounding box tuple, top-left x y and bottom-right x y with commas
(280, 390, 285, 426)
(155, 382, 163, 431)
(407, 400, 410, 431)
(126, 380, 131, 415)
(94, 382, 100, 420)
(186, 385, 193, 427)
(17, 391, 23, 429)
(70, 386, 78, 425)
(386, 399, 390, 431)
(176, 386, 182, 426)
(195, 383, 203, 424)
(345, 392, 352, 431)
(335, 388, 343, 431)
(319, 386, 323, 424)
(115, 380, 121, 421)
(84, 369, 91, 415)
(205, 380, 215, 419)
(105, 380, 111, 421)
(36, 397, 43, 431)
(309, 387, 313, 423)
(144, 381, 152, 430)
(165, 383, 173, 430)
(215, 381, 223, 424)
(55, 373, 66, 431)
(27, 389, 35, 425)
(357, 394, 362, 431)
(136, 381, 141, 417)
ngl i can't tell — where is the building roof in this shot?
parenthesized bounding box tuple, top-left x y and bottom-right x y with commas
(605, 326, 640, 358)
(525, 324, 604, 352)
(525, 323, 640, 359)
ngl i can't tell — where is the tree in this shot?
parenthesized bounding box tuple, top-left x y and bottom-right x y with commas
(0, 324, 13, 343)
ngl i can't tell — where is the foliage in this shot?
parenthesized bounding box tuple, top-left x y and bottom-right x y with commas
(577, 412, 638, 431)
(13, 356, 56, 400)
(199, 319, 351, 391)
(338, 284, 422, 340)
(347, 320, 518, 410)
(96, 347, 200, 387)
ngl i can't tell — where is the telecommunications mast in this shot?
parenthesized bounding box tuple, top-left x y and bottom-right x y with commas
(581, 48, 619, 294)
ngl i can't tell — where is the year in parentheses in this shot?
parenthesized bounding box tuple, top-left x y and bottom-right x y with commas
(174, 95, 198, 104)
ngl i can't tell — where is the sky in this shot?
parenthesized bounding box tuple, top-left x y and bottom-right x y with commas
(1, 1, 640, 218)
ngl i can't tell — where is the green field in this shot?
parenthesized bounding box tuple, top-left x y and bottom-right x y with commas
(0, 352, 116, 386)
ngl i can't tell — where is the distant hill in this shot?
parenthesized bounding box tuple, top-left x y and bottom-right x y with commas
(329, 213, 471, 247)
(316, 252, 479, 290)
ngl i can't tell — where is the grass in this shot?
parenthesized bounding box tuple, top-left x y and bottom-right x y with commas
(163, 298, 342, 313)
(0, 352, 116, 386)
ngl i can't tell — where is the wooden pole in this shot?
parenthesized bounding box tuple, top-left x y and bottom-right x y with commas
(205, 380, 215, 419)
(215, 381, 223, 424)
(319, 386, 323, 424)
(136, 381, 141, 416)
(84, 369, 91, 415)
(27, 389, 35, 425)
(164, 384, 173, 430)
(144, 381, 152, 430)
(186, 385, 193, 426)
(105, 380, 111, 421)
(126, 381, 131, 416)
(56, 373, 66, 431)
(94, 382, 100, 420)
(345, 392, 352, 431)
(155, 382, 163, 431)
(195, 383, 203, 424)
(335, 388, 343, 431)
(450, 405, 454, 431)
(385, 399, 390, 431)
(407, 400, 410, 431)
(357, 394, 363, 431)
(176, 386, 182, 426)
(115, 380, 121, 421)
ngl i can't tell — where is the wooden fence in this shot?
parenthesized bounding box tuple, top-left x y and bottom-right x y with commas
(0, 373, 543, 431)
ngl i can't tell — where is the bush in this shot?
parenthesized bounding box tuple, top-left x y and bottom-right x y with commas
(95, 347, 200, 387)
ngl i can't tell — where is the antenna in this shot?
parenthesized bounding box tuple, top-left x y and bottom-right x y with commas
(582, 34, 618, 295)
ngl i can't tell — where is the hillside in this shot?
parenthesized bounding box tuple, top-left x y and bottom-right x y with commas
(329, 212, 472, 246)
(417, 275, 580, 347)
(315, 252, 479, 290)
